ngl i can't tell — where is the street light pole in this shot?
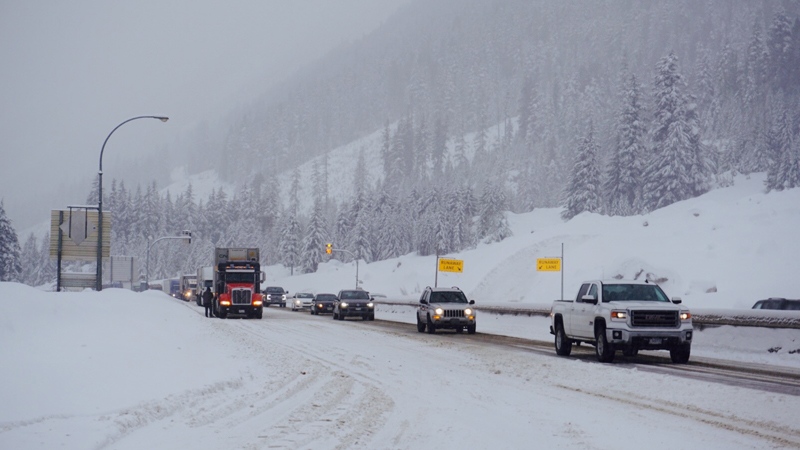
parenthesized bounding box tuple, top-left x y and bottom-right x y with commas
(145, 232, 192, 288)
(97, 115, 169, 291)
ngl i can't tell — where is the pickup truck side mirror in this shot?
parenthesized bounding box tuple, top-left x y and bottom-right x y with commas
(469, 300, 475, 305)
(671, 297, 682, 304)
(582, 294, 598, 305)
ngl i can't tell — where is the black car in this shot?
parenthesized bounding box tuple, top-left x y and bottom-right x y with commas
(752, 298, 800, 310)
(311, 293, 337, 315)
(333, 289, 375, 321)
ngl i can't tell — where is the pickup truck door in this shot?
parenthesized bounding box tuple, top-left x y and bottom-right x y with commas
(563, 283, 589, 337)
(573, 283, 599, 340)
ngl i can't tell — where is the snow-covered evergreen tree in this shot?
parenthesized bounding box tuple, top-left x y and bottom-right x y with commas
(0, 201, 22, 282)
(643, 52, 706, 211)
(605, 73, 645, 216)
(300, 200, 327, 273)
(478, 181, 511, 242)
(562, 123, 602, 220)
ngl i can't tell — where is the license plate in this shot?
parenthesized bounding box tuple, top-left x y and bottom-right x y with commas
(354, 307, 362, 311)
(649, 338, 662, 345)
(238, 309, 246, 314)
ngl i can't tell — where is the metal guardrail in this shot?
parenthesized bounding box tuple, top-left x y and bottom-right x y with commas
(372, 300, 800, 329)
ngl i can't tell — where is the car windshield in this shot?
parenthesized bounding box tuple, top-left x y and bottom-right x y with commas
(429, 291, 468, 303)
(316, 295, 336, 302)
(298, 293, 313, 298)
(265, 287, 284, 294)
(602, 284, 669, 302)
(340, 290, 370, 300)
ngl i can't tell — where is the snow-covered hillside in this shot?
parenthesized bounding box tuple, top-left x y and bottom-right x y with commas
(262, 172, 800, 312)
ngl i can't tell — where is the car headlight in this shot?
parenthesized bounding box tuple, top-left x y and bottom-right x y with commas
(435, 308, 444, 315)
(295, 300, 301, 305)
(340, 302, 348, 308)
(680, 311, 692, 321)
(367, 302, 374, 308)
(464, 308, 473, 316)
(610, 310, 628, 321)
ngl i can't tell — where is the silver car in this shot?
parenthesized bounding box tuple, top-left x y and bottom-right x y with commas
(291, 292, 315, 311)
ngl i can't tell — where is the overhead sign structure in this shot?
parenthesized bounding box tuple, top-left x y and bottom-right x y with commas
(438, 258, 464, 273)
(49, 209, 111, 261)
(536, 258, 561, 272)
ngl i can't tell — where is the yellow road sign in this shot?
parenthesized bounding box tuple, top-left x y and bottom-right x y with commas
(536, 258, 561, 272)
(438, 258, 464, 273)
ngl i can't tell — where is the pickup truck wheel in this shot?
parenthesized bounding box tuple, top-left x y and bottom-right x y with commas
(670, 344, 691, 364)
(416, 315, 426, 332)
(426, 316, 436, 334)
(595, 326, 615, 363)
(555, 323, 572, 356)
(467, 324, 476, 334)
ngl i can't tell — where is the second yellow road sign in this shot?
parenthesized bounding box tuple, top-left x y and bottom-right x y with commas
(438, 258, 464, 273)
(536, 258, 561, 271)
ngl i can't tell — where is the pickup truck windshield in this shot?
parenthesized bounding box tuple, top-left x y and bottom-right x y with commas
(602, 284, 669, 302)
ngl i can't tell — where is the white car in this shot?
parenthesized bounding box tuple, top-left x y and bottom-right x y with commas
(291, 292, 315, 311)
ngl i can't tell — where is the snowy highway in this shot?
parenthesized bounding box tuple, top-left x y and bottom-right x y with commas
(3, 285, 800, 449)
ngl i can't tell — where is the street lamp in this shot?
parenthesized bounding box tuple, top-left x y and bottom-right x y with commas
(145, 231, 192, 288)
(97, 115, 169, 291)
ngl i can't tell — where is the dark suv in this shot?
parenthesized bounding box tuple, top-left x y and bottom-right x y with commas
(752, 298, 800, 310)
(333, 289, 375, 321)
(416, 286, 476, 334)
(263, 286, 287, 307)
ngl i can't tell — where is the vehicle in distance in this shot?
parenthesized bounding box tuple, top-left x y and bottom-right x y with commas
(290, 292, 315, 311)
(311, 293, 337, 315)
(263, 286, 287, 307)
(752, 298, 800, 310)
(333, 289, 375, 321)
(550, 280, 693, 363)
(416, 286, 476, 334)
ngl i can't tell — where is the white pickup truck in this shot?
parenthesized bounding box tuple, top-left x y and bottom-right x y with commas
(550, 279, 693, 363)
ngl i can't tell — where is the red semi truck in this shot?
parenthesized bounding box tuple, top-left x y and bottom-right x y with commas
(213, 247, 264, 319)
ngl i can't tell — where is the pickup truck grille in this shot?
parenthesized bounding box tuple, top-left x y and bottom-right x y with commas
(443, 309, 465, 318)
(631, 310, 679, 328)
(232, 289, 252, 305)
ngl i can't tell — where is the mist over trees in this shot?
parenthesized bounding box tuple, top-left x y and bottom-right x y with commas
(17, 0, 800, 285)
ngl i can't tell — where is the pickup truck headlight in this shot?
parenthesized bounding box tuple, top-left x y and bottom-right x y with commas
(435, 308, 444, 316)
(340, 302, 349, 308)
(282, 294, 287, 301)
(610, 310, 628, 321)
(680, 311, 692, 321)
(367, 302, 374, 308)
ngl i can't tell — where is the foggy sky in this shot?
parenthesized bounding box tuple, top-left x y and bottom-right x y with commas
(0, 0, 413, 233)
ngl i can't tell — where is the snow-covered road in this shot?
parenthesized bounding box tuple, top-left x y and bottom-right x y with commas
(2, 285, 800, 449)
